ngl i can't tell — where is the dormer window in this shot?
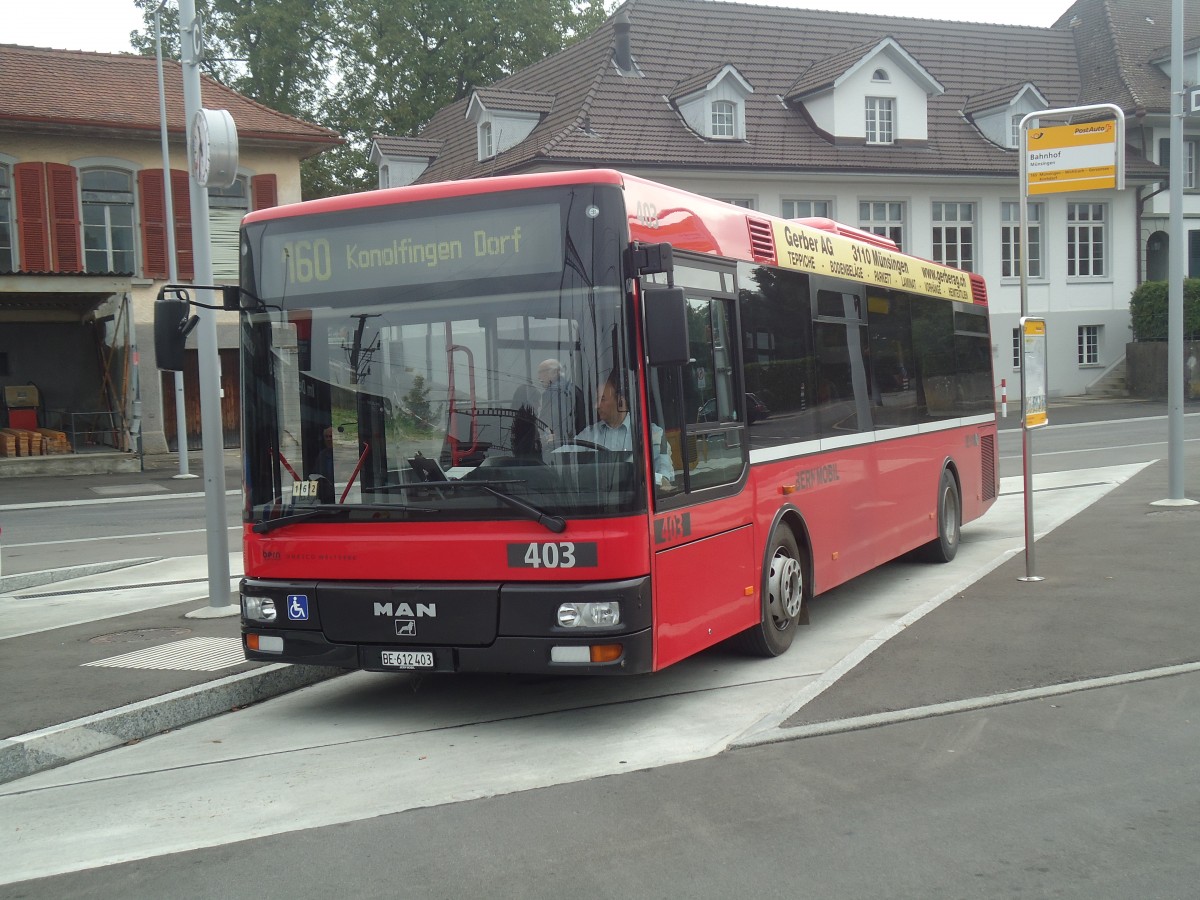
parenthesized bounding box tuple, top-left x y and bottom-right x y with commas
(478, 121, 494, 160)
(712, 100, 736, 139)
(865, 97, 895, 144)
(465, 90, 553, 163)
(786, 37, 942, 144)
(671, 63, 754, 141)
(964, 82, 1047, 150)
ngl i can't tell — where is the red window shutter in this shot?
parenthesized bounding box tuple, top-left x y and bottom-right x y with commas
(14, 162, 50, 272)
(251, 173, 278, 210)
(170, 169, 194, 280)
(46, 163, 82, 272)
(139, 169, 169, 279)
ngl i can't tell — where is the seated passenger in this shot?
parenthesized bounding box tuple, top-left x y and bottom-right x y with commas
(574, 376, 674, 487)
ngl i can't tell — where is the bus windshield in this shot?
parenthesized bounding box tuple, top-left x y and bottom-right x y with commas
(239, 185, 646, 526)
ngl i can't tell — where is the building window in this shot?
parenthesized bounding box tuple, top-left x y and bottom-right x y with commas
(1001, 201, 1042, 278)
(865, 97, 894, 144)
(81, 167, 135, 274)
(931, 201, 974, 271)
(1012, 328, 1021, 370)
(1158, 138, 1200, 190)
(1010, 114, 1023, 150)
(872, 68, 889, 82)
(0, 163, 12, 274)
(782, 199, 831, 219)
(716, 197, 755, 209)
(478, 121, 494, 160)
(711, 100, 736, 139)
(859, 200, 905, 251)
(1078, 325, 1100, 365)
(1067, 202, 1106, 277)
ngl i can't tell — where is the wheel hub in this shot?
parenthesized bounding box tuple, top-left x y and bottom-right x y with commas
(768, 552, 803, 625)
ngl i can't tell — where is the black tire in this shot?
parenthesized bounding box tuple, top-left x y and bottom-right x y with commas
(920, 468, 961, 563)
(736, 527, 809, 657)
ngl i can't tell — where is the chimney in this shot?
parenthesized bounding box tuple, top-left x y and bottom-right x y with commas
(613, 10, 633, 73)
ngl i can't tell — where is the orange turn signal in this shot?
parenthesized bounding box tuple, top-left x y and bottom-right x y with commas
(590, 643, 623, 663)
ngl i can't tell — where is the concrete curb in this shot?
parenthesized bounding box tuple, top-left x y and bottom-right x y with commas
(0, 559, 161, 595)
(0, 663, 344, 785)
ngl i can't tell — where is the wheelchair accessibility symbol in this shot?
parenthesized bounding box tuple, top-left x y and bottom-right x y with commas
(287, 595, 309, 621)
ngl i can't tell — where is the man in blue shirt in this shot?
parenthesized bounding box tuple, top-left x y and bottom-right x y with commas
(574, 376, 675, 488)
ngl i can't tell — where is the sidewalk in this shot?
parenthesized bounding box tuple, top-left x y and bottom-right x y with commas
(1, 403, 1196, 785)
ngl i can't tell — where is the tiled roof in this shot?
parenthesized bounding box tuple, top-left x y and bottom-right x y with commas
(471, 89, 556, 115)
(1061, 0, 1200, 112)
(0, 44, 341, 155)
(372, 135, 443, 158)
(407, 0, 1167, 185)
(963, 82, 1044, 116)
(786, 39, 884, 99)
(670, 65, 738, 101)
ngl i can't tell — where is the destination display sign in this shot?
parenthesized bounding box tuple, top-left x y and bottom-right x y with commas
(256, 203, 563, 299)
(770, 220, 973, 302)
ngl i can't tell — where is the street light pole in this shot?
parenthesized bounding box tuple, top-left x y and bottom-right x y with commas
(178, 0, 235, 612)
(154, 0, 195, 481)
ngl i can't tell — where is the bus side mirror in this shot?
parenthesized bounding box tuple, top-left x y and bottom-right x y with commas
(154, 297, 199, 371)
(643, 286, 689, 367)
(222, 285, 241, 311)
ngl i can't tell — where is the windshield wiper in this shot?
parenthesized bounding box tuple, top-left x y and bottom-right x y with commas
(252, 503, 436, 534)
(472, 483, 567, 534)
(390, 479, 566, 533)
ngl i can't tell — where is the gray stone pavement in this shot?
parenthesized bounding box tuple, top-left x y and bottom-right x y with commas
(0, 399, 1196, 785)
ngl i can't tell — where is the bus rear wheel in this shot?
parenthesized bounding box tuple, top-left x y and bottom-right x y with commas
(737, 528, 809, 657)
(920, 469, 961, 563)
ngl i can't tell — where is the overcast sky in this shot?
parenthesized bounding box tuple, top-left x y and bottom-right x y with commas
(7, 0, 1067, 55)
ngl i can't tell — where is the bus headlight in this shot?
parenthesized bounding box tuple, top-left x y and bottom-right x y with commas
(242, 595, 278, 623)
(557, 601, 621, 628)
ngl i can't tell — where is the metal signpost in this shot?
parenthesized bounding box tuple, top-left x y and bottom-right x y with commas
(1018, 317, 1047, 581)
(1017, 103, 1124, 581)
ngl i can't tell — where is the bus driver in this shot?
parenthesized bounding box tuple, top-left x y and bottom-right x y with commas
(574, 375, 675, 488)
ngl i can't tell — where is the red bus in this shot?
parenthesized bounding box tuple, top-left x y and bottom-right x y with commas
(217, 169, 996, 674)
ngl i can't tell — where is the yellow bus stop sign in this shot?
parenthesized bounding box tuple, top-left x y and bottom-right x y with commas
(1026, 121, 1118, 195)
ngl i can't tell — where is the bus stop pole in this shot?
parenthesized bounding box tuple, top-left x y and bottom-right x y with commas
(179, 0, 234, 612)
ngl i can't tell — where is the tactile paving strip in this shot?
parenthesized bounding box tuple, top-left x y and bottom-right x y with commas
(82, 636, 246, 671)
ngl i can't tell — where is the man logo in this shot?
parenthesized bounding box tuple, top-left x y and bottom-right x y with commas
(395, 619, 417, 636)
(373, 602, 436, 617)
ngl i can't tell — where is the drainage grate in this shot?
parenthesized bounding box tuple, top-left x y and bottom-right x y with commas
(83, 636, 246, 672)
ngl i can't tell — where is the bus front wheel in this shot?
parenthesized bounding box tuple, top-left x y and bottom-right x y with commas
(920, 469, 961, 563)
(737, 527, 809, 657)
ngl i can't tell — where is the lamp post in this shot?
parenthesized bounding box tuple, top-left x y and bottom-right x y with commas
(154, 0, 195, 480)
